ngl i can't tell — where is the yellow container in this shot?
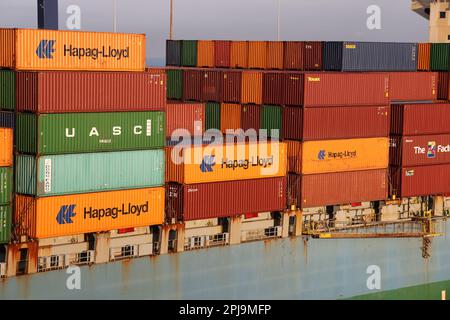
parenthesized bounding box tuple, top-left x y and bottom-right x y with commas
(15, 187, 164, 239)
(302, 137, 389, 174)
(0, 128, 13, 167)
(0, 28, 145, 71)
(166, 142, 287, 184)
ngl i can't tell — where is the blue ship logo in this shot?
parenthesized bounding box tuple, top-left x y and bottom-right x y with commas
(200, 155, 215, 173)
(56, 205, 76, 224)
(36, 40, 56, 59)
(318, 150, 326, 160)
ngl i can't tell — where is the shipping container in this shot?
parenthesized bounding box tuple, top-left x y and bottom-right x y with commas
(286, 140, 302, 174)
(214, 40, 231, 68)
(0, 70, 15, 110)
(389, 72, 437, 102)
(222, 70, 242, 103)
(390, 103, 450, 135)
(0, 112, 15, 131)
(16, 150, 165, 197)
(0, 167, 13, 205)
(167, 69, 183, 100)
(286, 173, 301, 208)
(181, 40, 198, 67)
(16, 70, 166, 113)
(197, 40, 215, 67)
(241, 71, 263, 104)
(205, 102, 221, 131)
(322, 41, 343, 71)
(166, 177, 286, 221)
(417, 43, 431, 71)
(14, 187, 164, 239)
(202, 70, 222, 102)
(182, 69, 203, 101)
(304, 41, 323, 70)
(230, 41, 248, 68)
(282, 106, 391, 141)
(17, 111, 165, 155)
(166, 40, 181, 66)
(266, 41, 284, 70)
(241, 104, 261, 133)
(301, 137, 389, 174)
(301, 169, 388, 208)
(0, 128, 13, 167)
(390, 134, 450, 167)
(430, 43, 450, 71)
(0, 205, 11, 244)
(390, 164, 450, 198)
(438, 72, 449, 100)
(220, 103, 241, 134)
(248, 41, 267, 69)
(303, 72, 390, 107)
(284, 41, 304, 70)
(0, 28, 145, 71)
(261, 105, 282, 138)
(263, 72, 283, 105)
(166, 102, 205, 138)
(283, 72, 304, 106)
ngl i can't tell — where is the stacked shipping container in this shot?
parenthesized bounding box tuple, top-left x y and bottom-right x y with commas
(0, 128, 13, 243)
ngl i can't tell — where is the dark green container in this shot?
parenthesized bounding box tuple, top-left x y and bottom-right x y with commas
(17, 111, 166, 155)
(0, 70, 15, 111)
(261, 105, 282, 138)
(430, 44, 450, 71)
(167, 69, 183, 100)
(181, 40, 198, 67)
(0, 205, 11, 244)
(205, 103, 221, 131)
(0, 167, 13, 205)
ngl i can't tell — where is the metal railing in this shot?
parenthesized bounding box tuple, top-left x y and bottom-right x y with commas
(109, 245, 139, 261)
(241, 226, 282, 242)
(207, 233, 229, 247)
(37, 251, 95, 272)
(184, 233, 230, 251)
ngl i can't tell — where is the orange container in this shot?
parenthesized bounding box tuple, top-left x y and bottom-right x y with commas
(0, 28, 145, 71)
(417, 43, 431, 71)
(15, 187, 164, 239)
(166, 141, 287, 184)
(0, 128, 13, 167)
(286, 140, 302, 174)
(197, 40, 215, 67)
(266, 41, 284, 70)
(241, 71, 263, 104)
(220, 103, 241, 133)
(230, 41, 248, 68)
(302, 137, 389, 175)
(248, 41, 267, 69)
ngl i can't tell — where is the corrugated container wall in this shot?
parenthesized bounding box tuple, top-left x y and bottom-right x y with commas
(166, 177, 286, 221)
(0, 167, 13, 205)
(166, 40, 181, 66)
(0, 128, 13, 167)
(222, 70, 241, 103)
(0, 28, 145, 71)
(16, 70, 166, 113)
(167, 69, 183, 100)
(0, 206, 11, 244)
(417, 43, 431, 71)
(241, 104, 261, 132)
(182, 69, 203, 101)
(304, 42, 323, 70)
(205, 103, 221, 131)
(15, 188, 165, 239)
(202, 70, 222, 102)
(0, 71, 15, 110)
(263, 72, 284, 105)
(430, 43, 450, 71)
(283, 72, 304, 106)
(286, 140, 302, 174)
(181, 40, 198, 67)
(389, 72, 437, 102)
(214, 40, 231, 68)
(241, 71, 262, 104)
(322, 42, 343, 71)
(197, 40, 215, 67)
(248, 41, 267, 69)
(261, 105, 282, 138)
(282, 107, 303, 141)
(220, 103, 241, 133)
(284, 42, 304, 70)
(16, 150, 165, 197)
(230, 41, 248, 68)
(266, 42, 284, 70)
(0, 112, 15, 131)
(438, 72, 449, 100)
(166, 102, 205, 138)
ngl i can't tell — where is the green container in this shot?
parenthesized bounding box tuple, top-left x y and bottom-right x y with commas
(0, 205, 11, 244)
(261, 105, 282, 138)
(0, 70, 15, 111)
(205, 103, 221, 131)
(17, 111, 165, 155)
(181, 40, 198, 67)
(430, 44, 450, 71)
(16, 150, 165, 197)
(167, 69, 183, 100)
(0, 167, 13, 205)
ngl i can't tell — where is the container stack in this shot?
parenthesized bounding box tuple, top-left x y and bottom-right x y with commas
(0, 28, 167, 240)
(0, 128, 13, 244)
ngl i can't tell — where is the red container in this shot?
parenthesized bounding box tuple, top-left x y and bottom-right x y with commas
(304, 41, 322, 70)
(389, 72, 437, 102)
(222, 70, 242, 103)
(166, 102, 205, 138)
(214, 40, 231, 68)
(241, 104, 261, 132)
(166, 177, 287, 221)
(390, 134, 450, 167)
(282, 107, 303, 141)
(287, 173, 301, 207)
(284, 41, 304, 70)
(390, 164, 450, 198)
(438, 72, 449, 100)
(301, 169, 388, 208)
(202, 70, 222, 102)
(16, 70, 166, 113)
(303, 72, 390, 107)
(283, 72, 304, 106)
(182, 69, 203, 101)
(263, 72, 283, 105)
(390, 103, 450, 135)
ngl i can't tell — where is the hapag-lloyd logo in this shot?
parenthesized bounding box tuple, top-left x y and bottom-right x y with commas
(36, 40, 56, 59)
(317, 149, 357, 160)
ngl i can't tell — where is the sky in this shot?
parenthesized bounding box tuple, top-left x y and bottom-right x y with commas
(0, 0, 428, 65)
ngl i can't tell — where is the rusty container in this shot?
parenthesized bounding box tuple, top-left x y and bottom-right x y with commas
(166, 102, 205, 138)
(202, 69, 222, 102)
(389, 72, 437, 102)
(241, 104, 261, 133)
(182, 69, 203, 101)
(284, 41, 304, 70)
(304, 41, 323, 70)
(263, 72, 283, 105)
(222, 70, 242, 103)
(214, 40, 231, 68)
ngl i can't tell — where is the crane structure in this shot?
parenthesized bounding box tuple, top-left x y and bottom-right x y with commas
(412, 0, 450, 42)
